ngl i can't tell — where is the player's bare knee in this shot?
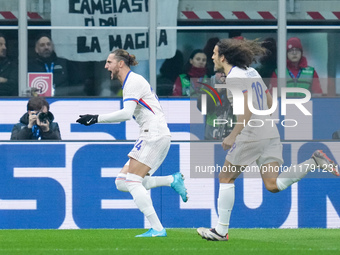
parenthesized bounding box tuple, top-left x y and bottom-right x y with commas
(267, 186, 279, 193)
(219, 171, 238, 183)
(219, 176, 236, 184)
(264, 180, 279, 193)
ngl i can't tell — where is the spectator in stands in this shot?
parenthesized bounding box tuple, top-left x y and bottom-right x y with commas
(270, 37, 323, 97)
(11, 96, 61, 140)
(157, 50, 184, 96)
(0, 33, 18, 96)
(28, 34, 69, 96)
(173, 49, 209, 96)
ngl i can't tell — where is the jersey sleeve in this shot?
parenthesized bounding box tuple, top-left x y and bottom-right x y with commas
(123, 79, 146, 103)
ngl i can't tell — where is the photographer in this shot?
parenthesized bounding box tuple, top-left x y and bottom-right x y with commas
(11, 97, 61, 140)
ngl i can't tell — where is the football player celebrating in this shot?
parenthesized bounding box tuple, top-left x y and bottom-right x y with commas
(197, 38, 339, 241)
(77, 49, 188, 237)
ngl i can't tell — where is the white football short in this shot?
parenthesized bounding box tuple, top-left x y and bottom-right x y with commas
(226, 137, 283, 167)
(127, 134, 171, 175)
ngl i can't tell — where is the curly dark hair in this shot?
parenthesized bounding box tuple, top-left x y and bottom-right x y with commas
(216, 38, 266, 69)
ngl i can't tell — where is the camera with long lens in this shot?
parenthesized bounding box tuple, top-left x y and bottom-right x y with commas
(38, 112, 54, 123)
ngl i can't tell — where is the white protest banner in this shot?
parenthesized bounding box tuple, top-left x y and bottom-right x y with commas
(51, 0, 178, 61)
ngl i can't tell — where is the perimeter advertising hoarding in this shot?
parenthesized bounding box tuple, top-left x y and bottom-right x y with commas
(0, 141, 339, 229)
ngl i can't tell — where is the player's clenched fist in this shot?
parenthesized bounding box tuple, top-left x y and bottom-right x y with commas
(76, 114, 98, 126)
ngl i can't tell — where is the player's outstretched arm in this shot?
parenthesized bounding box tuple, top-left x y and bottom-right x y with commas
(98, 100, 136, 123)
(76, 100, 137, 126)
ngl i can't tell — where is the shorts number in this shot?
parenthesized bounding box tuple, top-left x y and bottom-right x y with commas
(135, 140, 143, 151)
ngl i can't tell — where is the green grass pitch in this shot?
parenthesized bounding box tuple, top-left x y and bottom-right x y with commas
(1, 228, 339, 255)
